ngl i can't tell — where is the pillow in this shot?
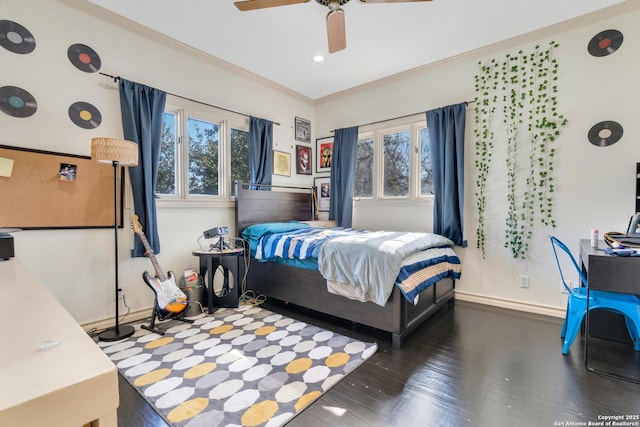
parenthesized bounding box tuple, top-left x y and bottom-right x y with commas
(242, 222, 311, 256)
(241, 222, 310, 241)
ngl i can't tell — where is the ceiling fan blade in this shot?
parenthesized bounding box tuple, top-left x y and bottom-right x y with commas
(357, 0, 432, 3)
(326, 9, 346, 53)
(234, 0, 310, 11)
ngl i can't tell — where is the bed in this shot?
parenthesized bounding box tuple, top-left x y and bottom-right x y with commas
(235, 182, 460, 348)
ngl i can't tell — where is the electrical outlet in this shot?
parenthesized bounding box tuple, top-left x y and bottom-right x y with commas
(520, 275, 529, 288)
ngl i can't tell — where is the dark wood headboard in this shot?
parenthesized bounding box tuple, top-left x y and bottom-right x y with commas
(235, 181, 315, 235)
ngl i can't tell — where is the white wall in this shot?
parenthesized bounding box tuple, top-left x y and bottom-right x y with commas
(2, 0, 315, 326)
(316, 4, 640, 315)
(2, 0, 638, 326)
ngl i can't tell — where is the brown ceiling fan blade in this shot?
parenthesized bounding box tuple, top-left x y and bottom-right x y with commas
(357, 0, 432, 3)
(326, 9, 346, 53)
(234, 0, 310, 11)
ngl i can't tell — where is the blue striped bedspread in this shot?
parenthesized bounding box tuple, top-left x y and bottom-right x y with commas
(255, 227, 361, 260)
(252, 226, 461, 305)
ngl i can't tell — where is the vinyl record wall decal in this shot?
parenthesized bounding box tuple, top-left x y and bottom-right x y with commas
(67, 43, 101, 73)
(0, 85, 37, 118)
(68, 101, 101, 129)
(0, 20, 36, 54)
(588, 29, 623, 57)
(588, 121, 623, 147)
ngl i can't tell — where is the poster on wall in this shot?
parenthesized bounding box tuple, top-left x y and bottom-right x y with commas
(295, 145, 311, 175)
(295, 117, 311, 143)
(273, 150, 291, 176)
(314, 176, 330, 212)
(316, 137, 333, 172)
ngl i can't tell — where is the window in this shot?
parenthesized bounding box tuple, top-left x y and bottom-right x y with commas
(383, 130, 410, 197)
(187, 117, 220, 196)
(354, 119, 433, 200)
(157, 96, 249, 204)
(158, 112, 176, 195)
(420, 126, 433, 196)
(230, 128, 250, 197)
(355, 136, 373, 198)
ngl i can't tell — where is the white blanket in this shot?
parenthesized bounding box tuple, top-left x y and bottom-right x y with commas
(317, 231, 454, 306)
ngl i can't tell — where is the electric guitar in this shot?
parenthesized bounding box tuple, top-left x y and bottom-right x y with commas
(131, 215, 187, 314)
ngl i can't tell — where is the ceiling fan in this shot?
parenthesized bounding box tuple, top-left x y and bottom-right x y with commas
(234, 0, 432, 54)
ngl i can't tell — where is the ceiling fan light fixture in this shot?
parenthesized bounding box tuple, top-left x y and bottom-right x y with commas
(236, 0, 431, 54)
(315, 0, 350, 6)
(327, 0, 341, 11)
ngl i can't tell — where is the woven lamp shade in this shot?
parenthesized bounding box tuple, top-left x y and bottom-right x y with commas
(91, 137, 138, 166)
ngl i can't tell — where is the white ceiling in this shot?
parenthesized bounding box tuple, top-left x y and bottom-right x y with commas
(86, 0, 627, 100)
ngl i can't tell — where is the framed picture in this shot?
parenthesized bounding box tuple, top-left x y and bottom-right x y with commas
(314, 177, 331, 212)
(316, 137, 333, 172)
(295, 117, 311, 143)
(295, 145, 312, 175)
(273, 150, 291, 176)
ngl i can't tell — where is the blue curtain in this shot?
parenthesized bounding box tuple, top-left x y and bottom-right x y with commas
(249, 116, 273, 190)
(426, 103, 466, 247)
(329, 126, 359, 227)
(119, 79, 167, 257)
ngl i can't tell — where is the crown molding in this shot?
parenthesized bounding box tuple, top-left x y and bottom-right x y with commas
(313, 0, 639, 105)
(57, 0, 314, 105)
(58, 0, 637, 106)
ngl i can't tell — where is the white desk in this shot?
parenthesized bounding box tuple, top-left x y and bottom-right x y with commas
(0, 259, 119, 427)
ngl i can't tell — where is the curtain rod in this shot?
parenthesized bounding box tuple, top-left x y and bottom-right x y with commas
(331, 99, 476, 132)
(99, 72, 280, 126)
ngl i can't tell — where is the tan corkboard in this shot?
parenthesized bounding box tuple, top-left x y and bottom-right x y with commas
(0, 145, 124, 229)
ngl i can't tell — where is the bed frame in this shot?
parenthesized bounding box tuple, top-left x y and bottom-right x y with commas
(235, 182, 455, 348)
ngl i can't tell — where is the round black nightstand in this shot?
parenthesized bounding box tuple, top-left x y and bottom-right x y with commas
(192, 248, 244, 314)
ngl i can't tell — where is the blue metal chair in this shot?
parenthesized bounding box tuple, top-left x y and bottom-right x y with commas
(550, 236, 640, 355)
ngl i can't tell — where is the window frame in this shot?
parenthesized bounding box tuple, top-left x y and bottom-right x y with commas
(157, 95, 249, 208)
(354, 116, 433, 203)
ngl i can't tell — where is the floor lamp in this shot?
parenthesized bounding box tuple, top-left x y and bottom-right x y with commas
(92, 137, 138, 342)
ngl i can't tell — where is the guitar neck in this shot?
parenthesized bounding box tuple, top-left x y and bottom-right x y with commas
(135, 230, 166, 282)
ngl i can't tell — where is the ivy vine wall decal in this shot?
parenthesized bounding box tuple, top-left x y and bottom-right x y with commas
(473, 41, 568, 259)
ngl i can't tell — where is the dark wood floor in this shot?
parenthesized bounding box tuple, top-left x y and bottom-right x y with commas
(117, 300, 640, 427)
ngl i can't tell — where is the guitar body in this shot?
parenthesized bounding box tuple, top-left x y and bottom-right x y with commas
(142, 270, 188, 314)
(132, 215, 190, 316)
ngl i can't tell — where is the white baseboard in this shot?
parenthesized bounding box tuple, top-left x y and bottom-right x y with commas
(81, 307, 154, 333)
(82, 294, 564, 333)
(454, 291, 565, 319)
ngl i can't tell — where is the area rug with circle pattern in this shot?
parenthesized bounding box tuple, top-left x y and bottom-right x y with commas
(98, 305, 377, 427)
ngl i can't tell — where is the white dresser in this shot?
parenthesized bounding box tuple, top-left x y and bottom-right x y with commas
(0, 258, 119, 427)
